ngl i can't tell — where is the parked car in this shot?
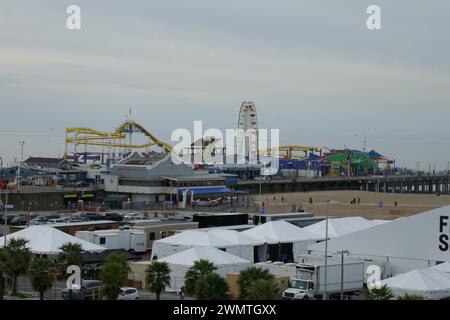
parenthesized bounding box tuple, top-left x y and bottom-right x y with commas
(122, 213, 145, 222)
(117, 287, 140, 300)
(75, 181, 92, 187)
(48, 218, 70, 224)
(62, 280, 103, 300)
(1, 214, 16, 225)
(104, 212, 123, 222)
(30, 216, 48, 225)
(10, 215, 28, 226)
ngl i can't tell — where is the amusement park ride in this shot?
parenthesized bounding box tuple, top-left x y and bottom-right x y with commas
(64, 102, 321, 164)
(64, 121, 172, 162)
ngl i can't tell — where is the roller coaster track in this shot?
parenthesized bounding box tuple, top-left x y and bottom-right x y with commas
(65, 121, 173, 158)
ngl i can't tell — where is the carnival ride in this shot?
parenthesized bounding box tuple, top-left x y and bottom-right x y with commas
(260, 145, 321, 159)
(64, 121, 173, 160)
(237, 101, 259, 158)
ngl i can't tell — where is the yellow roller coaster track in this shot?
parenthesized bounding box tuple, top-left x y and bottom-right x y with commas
(65, 121, 173, 159)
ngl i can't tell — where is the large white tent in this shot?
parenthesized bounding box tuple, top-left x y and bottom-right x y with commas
(430, 262, 450, 273)
(308, 205, 450, 275)
(0, 226, 106, 254)
(380, 268, 450, 300)
(302, 217, 379, 239)
(131, 247, 251, 292)
(151, 229, 264, 262)
(242, 221, 322, 260)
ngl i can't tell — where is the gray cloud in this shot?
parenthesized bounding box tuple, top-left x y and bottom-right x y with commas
(0, 0, 449, 169)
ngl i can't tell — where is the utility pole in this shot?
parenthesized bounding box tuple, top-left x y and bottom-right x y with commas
(376, 180, 380, 216)
(323, 200, 330, 301)
(337, 249, 350, 300)
(3, 190, 8, 247)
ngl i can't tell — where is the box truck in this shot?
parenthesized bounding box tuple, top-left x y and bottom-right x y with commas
(282, 261, 365, 300)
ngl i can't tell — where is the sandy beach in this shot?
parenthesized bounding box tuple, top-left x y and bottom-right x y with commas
(252, 190, 450, 220)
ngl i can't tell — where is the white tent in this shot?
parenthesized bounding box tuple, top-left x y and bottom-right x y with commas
(430, 262, 450, 273)
(207, 229, 265, 262)
(308, 205, 450, 275)
(380, 268, 450, 300)
(154, 247, 251, 292)
(242, 221, 322, 260)
(303, 217, 377, 239)
(371, 219, 390, 226)
(0, 226, 106, 254)
(152, 229, 264, 262)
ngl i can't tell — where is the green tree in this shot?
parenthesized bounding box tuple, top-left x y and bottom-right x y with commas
(28, 258, 53, 300)
(146, 261, 171, 300)
(195, 273, 229, 300)
(100, 253, 129, 300)
(245, 278, 279, 300)
(366, 284, 394, 300)
(237, 267, 274, 299)
(58, 243, 84, 273)
(397, 293, 425, 300)
(3, 238, 31, 296)
(184, 259, 217, 296)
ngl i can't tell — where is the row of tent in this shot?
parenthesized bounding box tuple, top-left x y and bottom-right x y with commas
(152, 217, 387, 263)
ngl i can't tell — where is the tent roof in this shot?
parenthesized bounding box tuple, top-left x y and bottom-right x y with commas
(155, 229, 264, 247)
(242, 221, 322, 244)
(207, 229, 265, 246)
(303, 217, 377, 238)
(308, 205, 450, 262)
(381, 268, 450, 291)
(155, 230, 236, 247)
(159, 247, 250, 266)
(430, 262, 450, 273)
(0, 226, 106, 254)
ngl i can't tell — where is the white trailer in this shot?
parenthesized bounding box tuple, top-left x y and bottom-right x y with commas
(297, 253, 392, 283)
(76, 229, 146, 253)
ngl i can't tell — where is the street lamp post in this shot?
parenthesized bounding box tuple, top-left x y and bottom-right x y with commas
(19, 141, 25, 161)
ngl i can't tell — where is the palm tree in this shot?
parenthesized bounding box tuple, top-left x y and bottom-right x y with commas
(28, 258, 53, 300)
(146, 261, 171, 300)
(245, 278, 279, 300)
(397, 293, 425, 300)
(3, 238, 31, 296)
(184, 259, 217, 296)
(58, 243, 83, 273)
(195, 273, 229, 300)
(100, 253, 129, 300)
(366, 284, 394, 300)
(237, 267, 274, 299)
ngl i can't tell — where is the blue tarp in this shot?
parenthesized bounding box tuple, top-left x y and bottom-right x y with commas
(178, 187, 231, 195)
(368, 150, 384, 159)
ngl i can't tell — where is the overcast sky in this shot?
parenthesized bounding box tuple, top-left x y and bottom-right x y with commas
(1, 1, 449, 169)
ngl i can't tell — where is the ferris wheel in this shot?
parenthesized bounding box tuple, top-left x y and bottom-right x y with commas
(237, 101, 259, 159)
